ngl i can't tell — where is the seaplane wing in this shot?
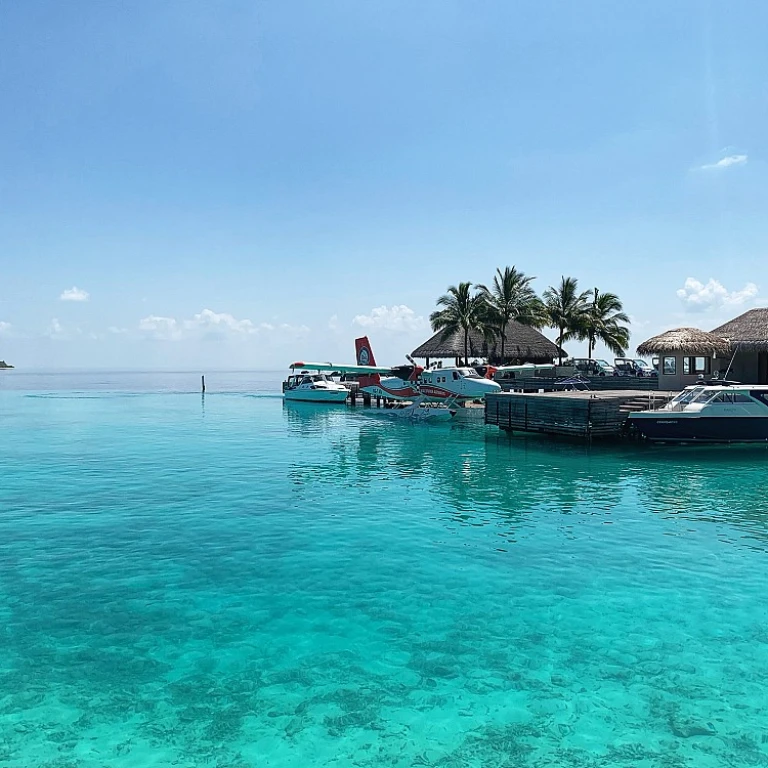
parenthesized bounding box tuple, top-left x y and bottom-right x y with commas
(289, 361, 392, 374)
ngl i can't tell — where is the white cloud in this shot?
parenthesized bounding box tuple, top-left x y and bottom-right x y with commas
(46, 318, 65, 339)
(328, 314, 339, 331)
(138, 310, 308, 341)
(676, 277, 759, 312)
(0, 321, 11, 336)
(353, 305, 428, 332)
(184, 308, 256, 334)
(60, 286, 90, 302)
(108, 326, 127, 334)
(139, 315, 181, 340)
(699, 154, 748, 171)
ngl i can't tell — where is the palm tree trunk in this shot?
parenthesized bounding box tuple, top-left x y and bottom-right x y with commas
(464, 329, 469, 366)
(558, 325, 564, 365)
(588, 335, 593, 359)
(500, 330, 506, 364)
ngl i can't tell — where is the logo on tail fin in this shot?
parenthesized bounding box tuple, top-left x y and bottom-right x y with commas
(355, 337, 376, 366)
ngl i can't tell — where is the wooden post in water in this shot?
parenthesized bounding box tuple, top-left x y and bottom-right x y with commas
(201, 375, 206, 393)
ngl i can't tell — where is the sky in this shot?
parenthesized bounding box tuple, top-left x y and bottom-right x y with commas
(1, 0, 767, 370)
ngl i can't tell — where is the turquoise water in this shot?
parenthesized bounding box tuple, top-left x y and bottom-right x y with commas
(2, 372, 768, 766)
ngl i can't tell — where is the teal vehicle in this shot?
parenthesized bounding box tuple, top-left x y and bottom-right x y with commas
(566, 358, 616, 377)
(493, 363, 556, 381)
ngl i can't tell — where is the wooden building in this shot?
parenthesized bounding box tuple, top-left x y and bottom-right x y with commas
(636, 328, 731, 391)
(411, 321, 563, 367)
(637, 309, 768, 389)
(712, 308, 768, 384)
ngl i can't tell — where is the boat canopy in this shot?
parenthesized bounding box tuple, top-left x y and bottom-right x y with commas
(494, 363, 556, 377)
(289, 361, 392, 374)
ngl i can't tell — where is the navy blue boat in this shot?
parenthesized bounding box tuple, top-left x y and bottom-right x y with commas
(629, 382, 768, 443)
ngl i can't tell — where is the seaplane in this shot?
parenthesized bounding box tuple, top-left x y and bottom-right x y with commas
(353, 337, 502, 420)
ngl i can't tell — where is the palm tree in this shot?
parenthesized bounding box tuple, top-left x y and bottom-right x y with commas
(542, 276, 590, 364)
(582, 288, 630, 358)
(430, 282, 491, 366)
(478, 266, 543, 364)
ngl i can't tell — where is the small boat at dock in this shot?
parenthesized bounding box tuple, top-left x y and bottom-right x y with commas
(282, 359, 393, 404)
(628, 381, 768, 443)
(283, 368, 349, 403)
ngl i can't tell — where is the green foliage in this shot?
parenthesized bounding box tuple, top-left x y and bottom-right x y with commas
(581, 288, 630, 358)
(478, 267, 544, 363)
(429, 282, 492, 365)
(542, 277, 591, 364)
(430, 272, 631, 366)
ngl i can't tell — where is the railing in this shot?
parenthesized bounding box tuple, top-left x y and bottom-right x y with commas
(500, 376, 660, 393)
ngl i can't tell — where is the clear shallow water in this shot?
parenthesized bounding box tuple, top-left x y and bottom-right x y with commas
(2, 373, 768, 766)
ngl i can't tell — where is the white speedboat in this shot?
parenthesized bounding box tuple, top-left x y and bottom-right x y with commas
(283, 371, 349, 404)
(629, 381, 768, 443)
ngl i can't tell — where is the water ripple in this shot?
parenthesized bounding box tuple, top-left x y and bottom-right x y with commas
(0, 391, 767, 766)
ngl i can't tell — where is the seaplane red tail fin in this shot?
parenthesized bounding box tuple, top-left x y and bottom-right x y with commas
(355, 337, 377, 367)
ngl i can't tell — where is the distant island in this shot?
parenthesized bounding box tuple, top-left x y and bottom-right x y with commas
(0, 360, 14, 369)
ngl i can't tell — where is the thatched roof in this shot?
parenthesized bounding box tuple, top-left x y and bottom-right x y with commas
(711, 308, 768, 351)
(636, 327, 731, 357)
(412, 321, 563, 363)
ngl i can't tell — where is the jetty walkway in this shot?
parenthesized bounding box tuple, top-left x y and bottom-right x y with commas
(485, 389, 676, 438)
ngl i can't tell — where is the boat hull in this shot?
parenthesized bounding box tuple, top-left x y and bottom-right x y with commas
(283, 388, 349, 404)
(630, 415, 768, 443)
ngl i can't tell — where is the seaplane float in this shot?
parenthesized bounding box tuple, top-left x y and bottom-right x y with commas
(282, 336, 501, 421)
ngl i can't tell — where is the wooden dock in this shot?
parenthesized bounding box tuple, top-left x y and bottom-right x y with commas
(485, 390, 675, 438)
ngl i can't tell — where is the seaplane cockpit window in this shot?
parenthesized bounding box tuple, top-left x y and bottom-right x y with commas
(459, 368, 481, 378)
(453, 371, 460, 380)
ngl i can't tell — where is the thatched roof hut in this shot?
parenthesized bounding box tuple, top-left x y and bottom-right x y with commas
(411, 321, 563, 363)
(711, 308, 768, 351)
(636, 327, 731, 357)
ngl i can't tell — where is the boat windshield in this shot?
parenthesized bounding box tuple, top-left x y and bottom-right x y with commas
(670, 386, 705, 406)
(690, 388, 722, 405)
(298, 374, 329, 384)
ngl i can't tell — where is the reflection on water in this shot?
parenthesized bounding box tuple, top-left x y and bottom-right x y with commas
(283, 400, 768, 546)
